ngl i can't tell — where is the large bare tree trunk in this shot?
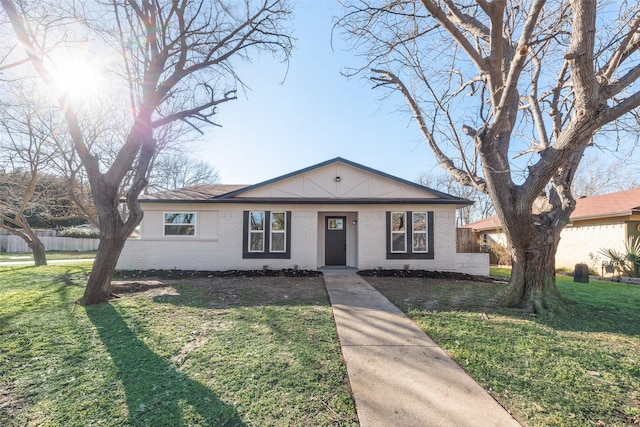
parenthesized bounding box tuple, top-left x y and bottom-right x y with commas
(81, 162, 147, 305)
(499, 229, 567, 313)
(82, 233, 127, 304)
(80, 193, 145, 304)
(337, 0, 640, 314)
(81, 199, 144, 304)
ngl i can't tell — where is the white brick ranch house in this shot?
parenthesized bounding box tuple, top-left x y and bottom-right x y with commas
(117, 158, 489, 275)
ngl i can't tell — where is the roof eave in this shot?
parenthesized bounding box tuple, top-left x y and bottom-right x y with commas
(570, 211, 634, 222)
(139, 197, 475, 206)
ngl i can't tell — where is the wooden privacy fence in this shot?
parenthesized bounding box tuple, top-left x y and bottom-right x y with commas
(0, 235, 99, 253)
(456, 228, 480, 253)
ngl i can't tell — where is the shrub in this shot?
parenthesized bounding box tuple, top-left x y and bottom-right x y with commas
(57, 227, 100, 239)
(483, 240, 510, 266)
(599, 236, 640, 277)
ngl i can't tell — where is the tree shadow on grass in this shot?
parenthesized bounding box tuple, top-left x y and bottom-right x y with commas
(85, 303, 244, 426)
(366, 277, 640, 337)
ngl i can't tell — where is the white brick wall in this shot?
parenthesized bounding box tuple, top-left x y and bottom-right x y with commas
(119, 208, 318, 271)
(453, 253, 490, 276)
(355, 207, 487, 274)
(556, 223, 627, 269)
(357, 210, 385, 269)
(117, 203, 488, 276)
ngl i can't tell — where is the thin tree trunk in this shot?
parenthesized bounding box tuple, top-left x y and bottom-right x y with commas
(0, 220, 49, 267)
(22, 222, 47, 267)
(29, 240, 47, 266)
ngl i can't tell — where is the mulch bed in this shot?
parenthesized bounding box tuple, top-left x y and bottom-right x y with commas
(114, 268, 493, 282)
(114, 268, 323, 280)
(358, 269, 494, 282)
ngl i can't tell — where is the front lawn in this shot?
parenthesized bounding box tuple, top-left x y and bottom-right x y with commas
(0, 264, 357, 426)
(366, 270, 640, 427)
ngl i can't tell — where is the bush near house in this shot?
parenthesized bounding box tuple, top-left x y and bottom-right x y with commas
(486, 240, 511, 266)
(599, 236, 640, 278)
(57, 226, 100, 239)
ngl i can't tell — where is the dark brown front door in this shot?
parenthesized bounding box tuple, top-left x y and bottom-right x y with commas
(325, 217, 347, 266)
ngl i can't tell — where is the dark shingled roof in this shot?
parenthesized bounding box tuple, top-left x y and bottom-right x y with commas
(138, 158, 474, 205)
(140, 184, 248, 201)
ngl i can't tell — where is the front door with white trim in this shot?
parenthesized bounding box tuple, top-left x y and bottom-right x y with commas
(325, 216, 347, 266)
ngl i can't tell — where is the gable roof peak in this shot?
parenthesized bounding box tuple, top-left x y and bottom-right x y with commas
(216, 156, 468, 202)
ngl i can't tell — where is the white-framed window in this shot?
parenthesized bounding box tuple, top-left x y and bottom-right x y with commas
(412, 212, 428, 253)
(243, 211, 291, 259)
(386, 211, 434, 260)
(390, 212, 407, 253)
(249, 211, 265, 252)
(270, 211, 286, 252)
(164, 212, 196, 236)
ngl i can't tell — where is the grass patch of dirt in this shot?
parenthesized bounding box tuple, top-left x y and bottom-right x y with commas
(111, 275, 328, 308)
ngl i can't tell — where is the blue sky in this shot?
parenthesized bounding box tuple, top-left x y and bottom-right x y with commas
(199, 0, 440, 185)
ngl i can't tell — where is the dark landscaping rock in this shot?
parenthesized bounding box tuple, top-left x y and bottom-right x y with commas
(357, 269, 493, 282)
(114, 268, 491, 282)
(114, 268, 323, 280)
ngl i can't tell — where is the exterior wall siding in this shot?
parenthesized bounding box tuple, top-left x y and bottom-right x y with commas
(117, 202, 488, 275)
(119, 208, 318, 271)
(475, 221, 628, 272)
(354, 207, 488, 275)
(556, 222, 627, 270)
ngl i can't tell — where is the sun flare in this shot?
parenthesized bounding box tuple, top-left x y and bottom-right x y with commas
(51, 55, 105, 101)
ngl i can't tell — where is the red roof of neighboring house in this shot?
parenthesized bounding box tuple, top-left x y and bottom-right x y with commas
(463, 215, 503, 231)
(465, 188, 640, 231)
(570, 188, 640, 220)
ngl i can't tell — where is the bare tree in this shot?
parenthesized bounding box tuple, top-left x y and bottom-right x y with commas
(44, 107, 128, 229)
(147, 153, 220, 192)
(2, 0, 293, 304)
(418, 172, 494, 226)
(572, 155, 640, 197)
(339, 0, 640, 312)
(0, 91, 62, 266)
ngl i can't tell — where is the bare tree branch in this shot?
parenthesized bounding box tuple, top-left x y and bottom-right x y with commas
(2, 0, 293, 303)
(339, 0, 640, 312)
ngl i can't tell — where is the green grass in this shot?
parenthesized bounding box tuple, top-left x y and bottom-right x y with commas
(367, 271, 640, 427)
(0, 264, 357, 426)
(0, 251, 96, 262)
(6, 263, 638, 426)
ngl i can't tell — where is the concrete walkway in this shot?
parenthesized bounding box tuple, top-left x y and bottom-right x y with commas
(323, 270, 521, 427)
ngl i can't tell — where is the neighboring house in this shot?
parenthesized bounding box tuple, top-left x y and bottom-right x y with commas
(465, 188, 640, 270)
(117, 157, 489, 275)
